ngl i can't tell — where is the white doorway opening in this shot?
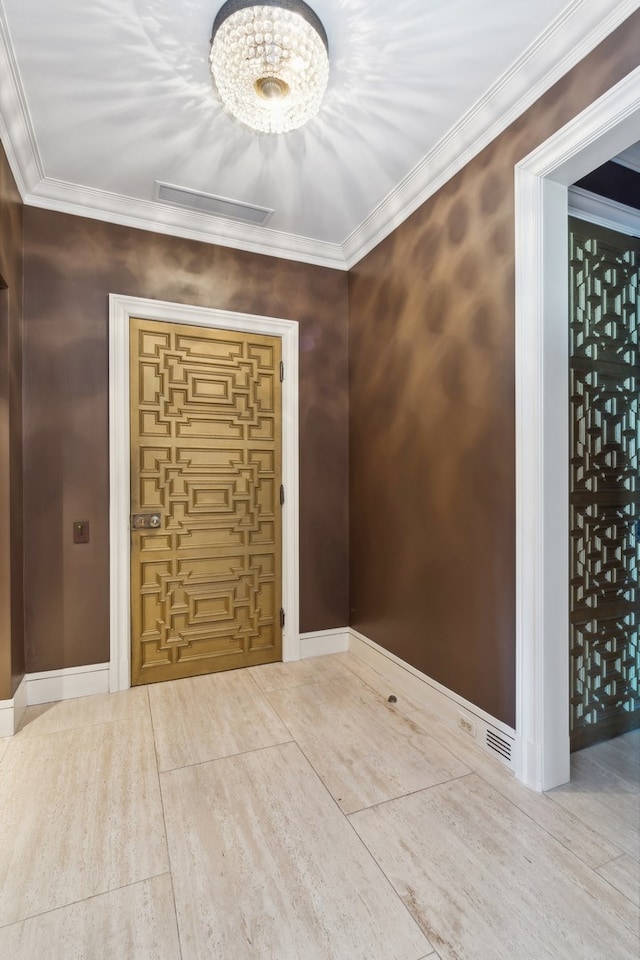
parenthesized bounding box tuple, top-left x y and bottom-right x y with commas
(515, 66, 640, 791)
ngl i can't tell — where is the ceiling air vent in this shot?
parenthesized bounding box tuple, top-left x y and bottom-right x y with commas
(155, 182, 273, 226)
(485, 727, 513, 764)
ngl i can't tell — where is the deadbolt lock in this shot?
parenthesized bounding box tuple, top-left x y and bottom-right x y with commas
(131, 513, 162, 530)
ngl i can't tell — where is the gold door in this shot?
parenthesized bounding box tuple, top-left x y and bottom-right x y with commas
(129, 318, 282, 685)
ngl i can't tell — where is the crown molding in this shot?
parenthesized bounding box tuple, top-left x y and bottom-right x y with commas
(613, 144, 640, 173)
(1, 0, 637, 269)
(568, 184, 640, 234)
(26, 178, 348, 270)
(0, 0, 43, 195)
(342, 0, 640, 268)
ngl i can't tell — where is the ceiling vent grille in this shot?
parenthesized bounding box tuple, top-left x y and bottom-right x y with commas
(155, 182, 273, 226)
(485, 727, 513, 764)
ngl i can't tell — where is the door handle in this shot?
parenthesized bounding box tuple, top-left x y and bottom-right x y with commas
(131, 513, 162, 530)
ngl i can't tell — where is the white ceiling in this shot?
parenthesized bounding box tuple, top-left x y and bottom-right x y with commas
(0, 0, 637, 267)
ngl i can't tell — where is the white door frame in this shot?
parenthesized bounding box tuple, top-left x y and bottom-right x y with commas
(515, 66, 640, 791)
(108, 294, 300, 693)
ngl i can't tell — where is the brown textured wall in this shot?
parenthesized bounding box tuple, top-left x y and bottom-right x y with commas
(349, 13, 640, 726)
(23, 211, 348, 672)
(0, 141, 25, 698)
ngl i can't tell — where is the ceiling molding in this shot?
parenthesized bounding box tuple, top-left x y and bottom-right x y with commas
(0, 0, 42, 195)
(613, 144, 640, 173)
(1, 0, 638, 269)
(25, 177, 348, 270)
(568, 184, 640, 235)
(342, 0, 640, 268)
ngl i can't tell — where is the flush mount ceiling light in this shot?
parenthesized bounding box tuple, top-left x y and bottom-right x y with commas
(210, 0, 329, 135)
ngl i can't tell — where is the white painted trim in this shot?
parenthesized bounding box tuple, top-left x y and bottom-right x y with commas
(342, 0, 640, 267)
(0, 664, 112, 735)
(614, 145, 640, 173)
(26, 662, 110, 706)
(25, 178, 348, 271)
(568, 185, 640, 236)
(299, 627, 350, 659)
(0, 700, 12, 738)
(109, 295, 300, 693)
(0, 0, 634, 268)
(349, 630, 516, 770)
(349, 629, 516, 738)
(0, 676, 27, 737)
(515, 66, 640, 792)
(0, 2, 43, 196)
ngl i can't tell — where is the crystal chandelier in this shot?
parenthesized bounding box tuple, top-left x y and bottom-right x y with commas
(210, 0, 329, 135)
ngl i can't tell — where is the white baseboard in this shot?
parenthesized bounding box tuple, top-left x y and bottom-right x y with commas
(299, 627, 350, 659)
(0, 702, 12, 738)
(1, 634, 516, 774)
(348, 629, 517, 770)
(0, 662, 115, 736)
(26, 662, 110, 706)
(0, 676, 27, 738)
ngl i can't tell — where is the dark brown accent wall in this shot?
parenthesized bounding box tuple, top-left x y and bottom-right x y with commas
(0, 141, 25, 698)
(23, 211, 348, 672)
(348, 13, 640, 726)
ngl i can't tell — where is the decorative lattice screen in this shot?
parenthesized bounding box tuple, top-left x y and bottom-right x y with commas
(569, 218, 639, 751)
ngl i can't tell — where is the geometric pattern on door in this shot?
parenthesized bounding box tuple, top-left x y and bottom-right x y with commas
(129, 318, 282, 685)
(568, 220, 639, 750)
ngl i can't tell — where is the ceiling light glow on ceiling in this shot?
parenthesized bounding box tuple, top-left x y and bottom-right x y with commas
(210, 0, 329, 134)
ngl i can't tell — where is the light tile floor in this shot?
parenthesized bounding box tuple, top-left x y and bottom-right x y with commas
(0, 653, 637, 959)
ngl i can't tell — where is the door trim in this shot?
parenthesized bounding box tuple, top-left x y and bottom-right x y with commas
(514, 65, 640, 791)
(569, 185, 640, 236)
(108, 295, 300, 693)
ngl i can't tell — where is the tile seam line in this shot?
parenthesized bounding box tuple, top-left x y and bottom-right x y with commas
(0, 871, 173, 932)
(341, 786, 437, 956)
(454, 773, 638, 916)
(346, 780, 640, 952)
(248, 663, 357, 697)
(345, 772, 476, 816)
(250, 674, 353, 694)
(541, 791, 631, 865)
(476, 770, 630, 872)
(243, 667, 300, 737)
(281, 737, 434, 957)
(597, 853, 640, 868)
(12, 707, 151, 740)
(594, 851, 639, 871)
(263, 670, 473, 774)
(593, 865, 640, 908)
(147, 685, 184, 960)
(156, 735, 296, 775)
(474, 770, 625, 872)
